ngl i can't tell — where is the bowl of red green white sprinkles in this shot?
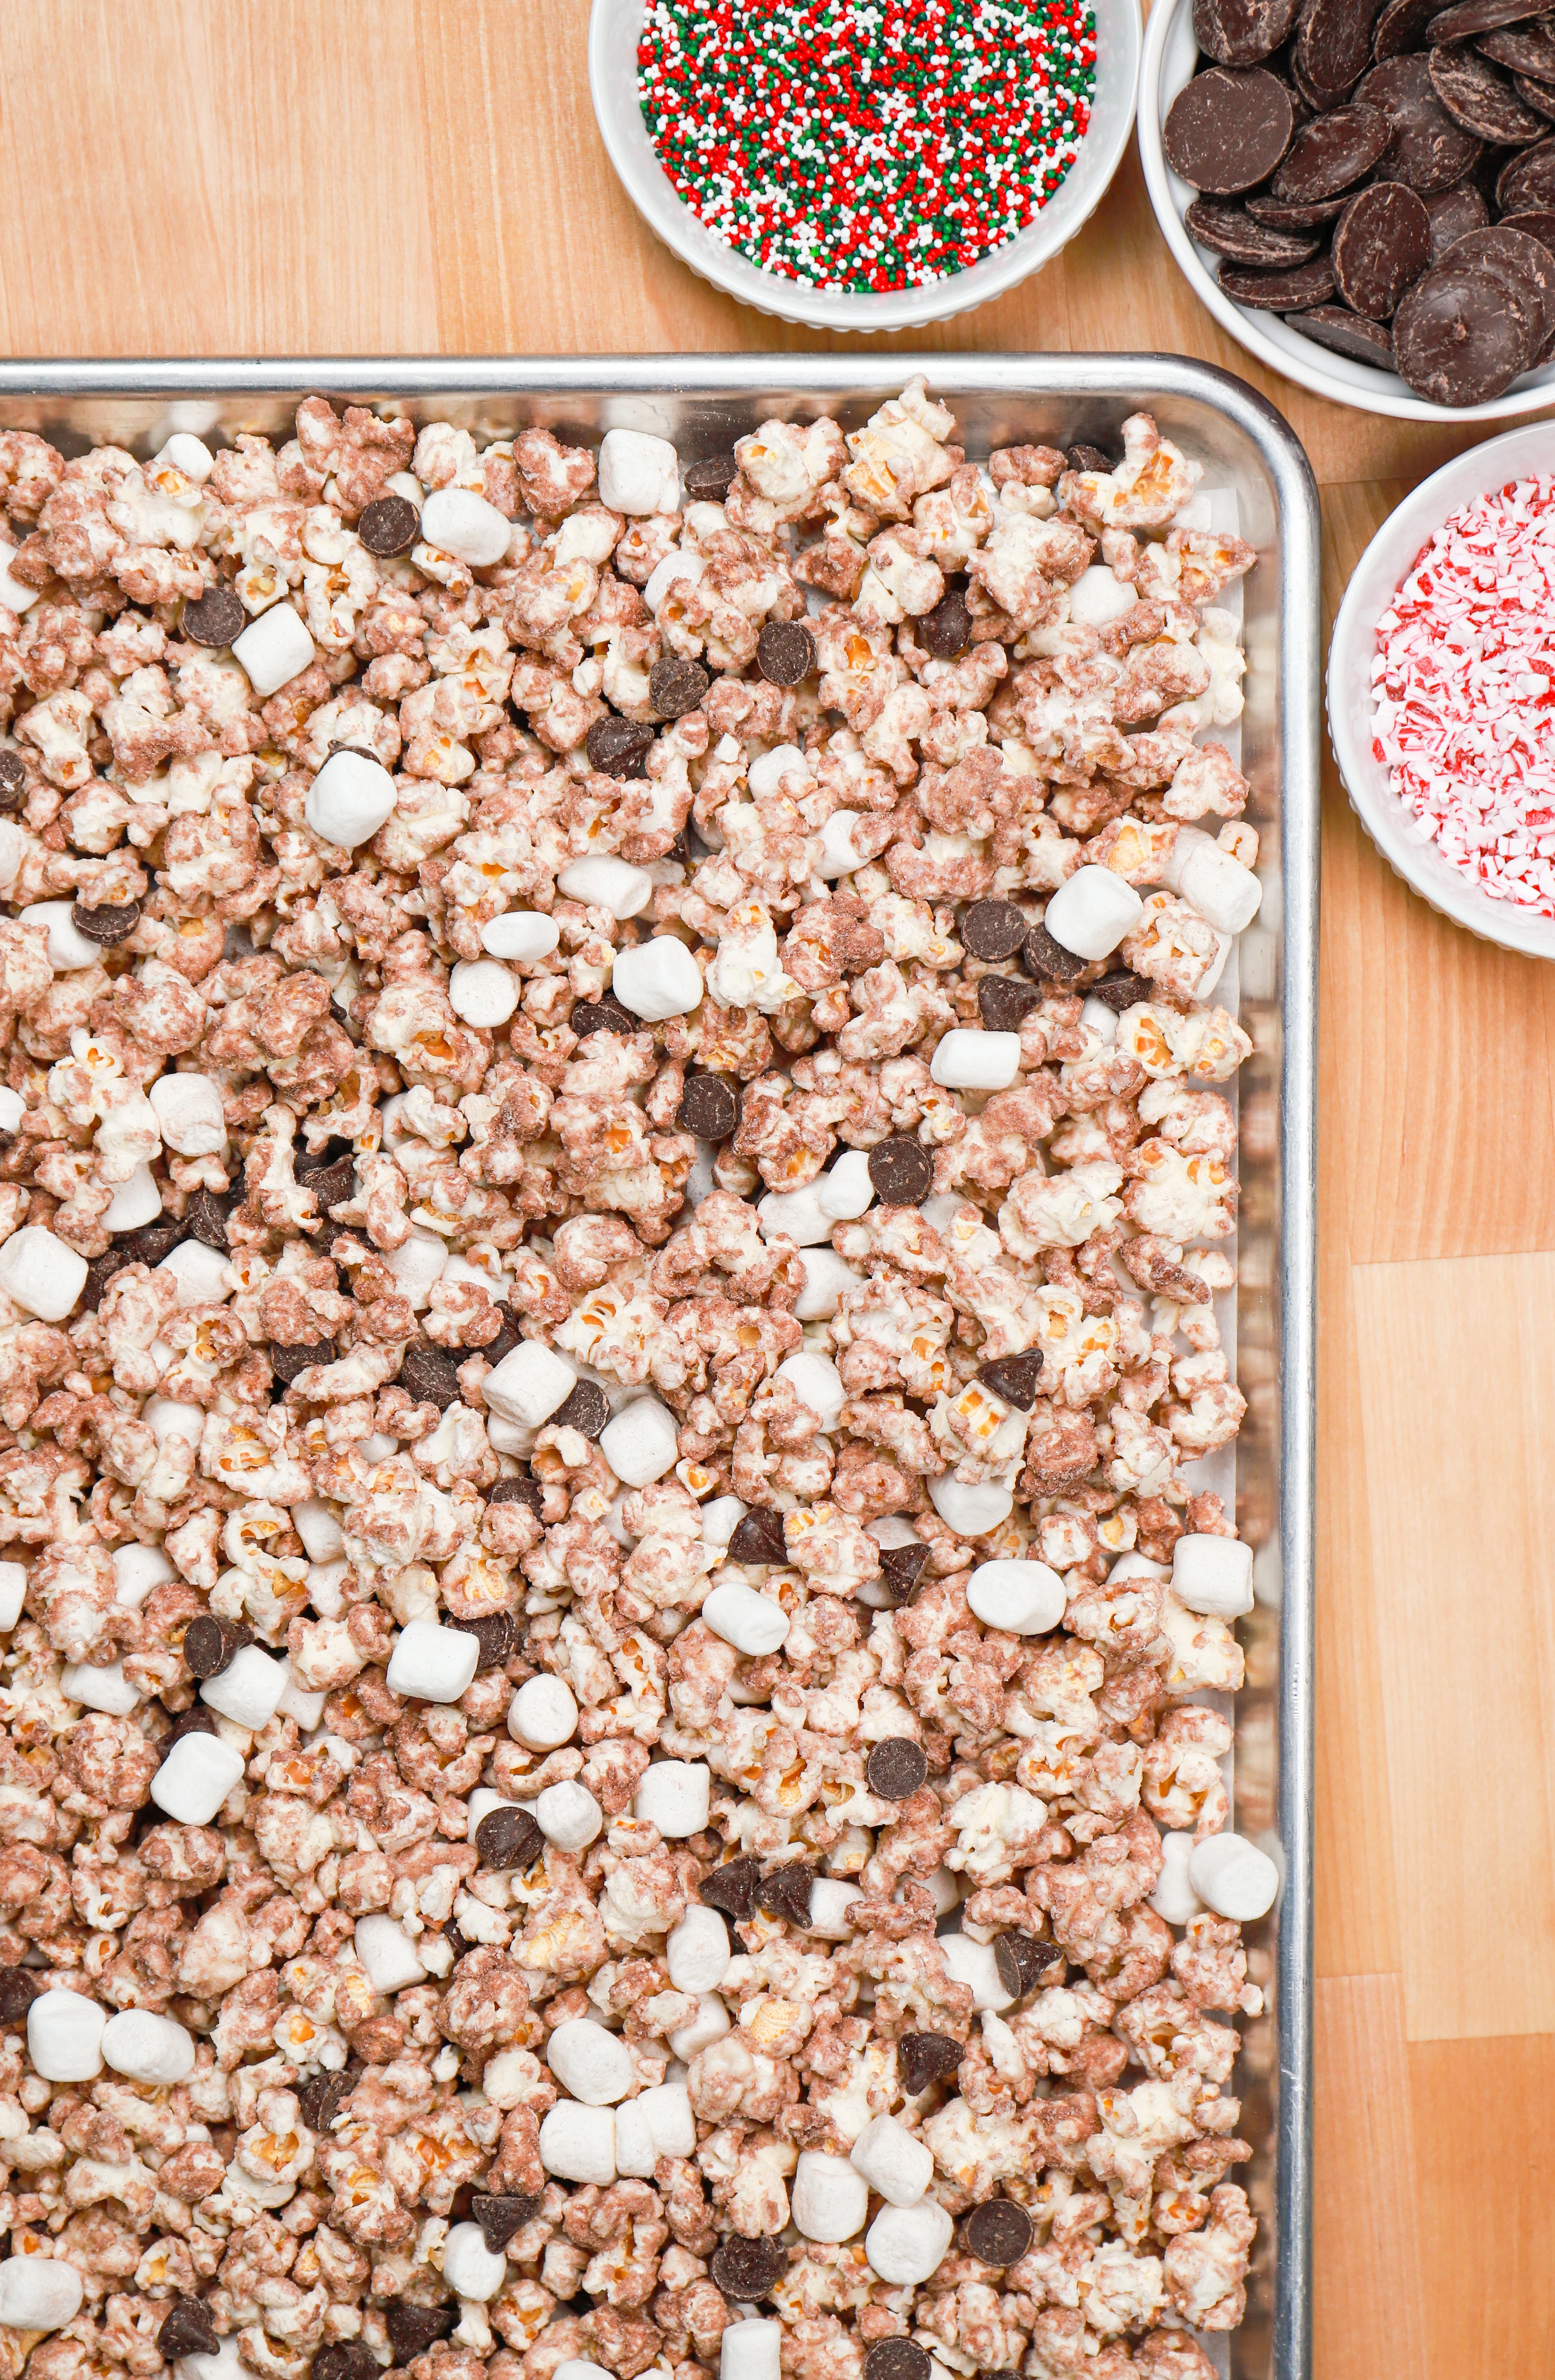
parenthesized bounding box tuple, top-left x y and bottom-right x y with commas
(589, 0, 1141, 330)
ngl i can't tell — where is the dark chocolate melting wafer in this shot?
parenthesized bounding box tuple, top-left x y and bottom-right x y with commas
(1423, 177, 1493, 250)
(1497, 130, 1555, 206)
(1285, 303, 1398, 360)
(1219, 251, 1340, 305)
(1446, 218, 1555, 345)
(1513, 68, 1555, 109)
(1392, 258, 1534, 396)
(1246, 190, 1351, 224)
(1430, 40, 1551, 139)
(1186, 196, 1323, 262)
(1163, 66, 1295, 191)
(1358, 52, 1486, 189)
(1270, 102, 1393, 199)
(1479, 17, 1555, 71)
(1193, 0, 1304, 63)
(1428, 0, 1555, 37)
(1332, 180, 1434, 314)
(1297, 0, 1383, 99)
(1375, 0, 1451, 54)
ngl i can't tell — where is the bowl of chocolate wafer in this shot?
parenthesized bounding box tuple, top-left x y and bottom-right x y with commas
(1140, 0, 1555, 418)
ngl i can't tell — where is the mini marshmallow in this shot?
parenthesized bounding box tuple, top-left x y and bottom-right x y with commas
(536, 1779, 604, 1852)
(201, 1644, 289, 1731)
(548, 2016, 634, 2104)
(307, 1558, 349, 1616)
(930, 1029, 1021, 1091)
(643, 549, 704, 612)
(720, 2321, 782, 2380)
(815, 1149, 875, 1220)
(382, 1227, 449, 1309)
(615, 2079, 696, 2174)
(1043, 864, 1145, 960)
(864, 2200, 955, 2285)
(598, 428, 682, 516)
(1188, 1831, 1280, 1922)
(1173, 1534, 1255, 1618)
(807, 1877, 863, 1940)
(420, 486, 513, 567)
(0, 1225, 88, 1323)
(928, 1475, 1013, 1535)
(354, 1915, 428, 1995)
(449, 957, 519, 1026)
(148, 1069, 227, 1154)
(938, 1933, 1014, 2012)
(795, 1246, 858, 1319)
(756, 1185, 833, 1247)
(278, 1664, 326, 1731)
(293, 1498, 345, 1562)
(554, 2364, 615, 2380)
(157, 1239, 232, 1308)
(635, 1759, 710, 1838)
(232, 601, 315, 698)
(19, 899, 99, 970)
(151, 1731, 245, 1825)
(775, 1350, 845, 1428)
(0, 1563, 24, 1629)
(791, 2149, 869, 2242)
(508, 1674, 579, 1751)
(155, 430, 216, 483)
(557, 854, 654, 918)
(1068, 564, 1139, 628)
(668, 1992, 729, 2059)
(443, 2220, 507, 2302)
(700, 1496, 746, 1549)
(1081, 995, 1119, 1044)
(667, 1905, 732, 1993)
(967, 1558, 1066, 1636)
(483, 910, 561, 963)
(0, 1089, 21, 1134)
(102, 1161, 162, 1231)
(1149, 1831, 1203, 1926)
(747, 744, 811, 798)
(101, 2008, 195, 2085)
(701, 1582, 791, 1657)
(540, 2100, 617, 2184)
(850, 2112, 934, 2208)
(484, 1339, 577, 1427)
(113, 1542, 172, 1609)
(815, 809, 867, 878)
(28, 1990, 107, 2082)
(0, 542, 41, 618)
(611, 938, 704, 1021)
(599, 1397, 680, 1487)
(60, 1659, 139, 1717)
(1162, 827, 1263, 934)
(386, 1620, 480, 1705)
(305, 749, 398, 851)
(143, 1395, 205, 1446)
(0, 2257, 83, 2331)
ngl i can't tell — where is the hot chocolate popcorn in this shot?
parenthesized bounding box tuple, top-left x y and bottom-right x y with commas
(0, 387, 1267, 2380)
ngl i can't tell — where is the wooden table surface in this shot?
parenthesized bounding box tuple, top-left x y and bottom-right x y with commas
(9, 3, 1550, 2370)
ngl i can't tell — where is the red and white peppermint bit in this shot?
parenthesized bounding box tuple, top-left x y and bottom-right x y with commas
(1373, 472, 1555, 913)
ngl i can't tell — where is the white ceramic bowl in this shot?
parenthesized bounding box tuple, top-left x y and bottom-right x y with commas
(1328, 420, 1555, 955)
(589, 0, 1141, 333)
(1140, 0, 1555, 424)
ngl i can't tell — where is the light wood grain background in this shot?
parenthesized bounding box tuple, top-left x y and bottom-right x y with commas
(7, 2, 1550, 2370)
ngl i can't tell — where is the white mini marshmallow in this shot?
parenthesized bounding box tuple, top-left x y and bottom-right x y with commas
(143, 1394, 205, 1446)
(19, 900, 98, 970)
(614, 2080, 696, 2177)
(155, 430, 216, 483)
(102, 1161, 162, 1232)
(807, 1877, 863, 1940)
(28, 1990, 107, 2081)
(1081, 995, 1120, 1044)
(747, 744, 811, 798)
(1068, 564, 1138, 628)
(0, 1225, 88, 1323)
(864, 2200, 955, 2285)
(635, 1759, 710, 1838)
(1172, 1534, 1255, 1618)
(148, 1069, 227, 1155)
(484, 1339, 577, 1427)
(1149, 1831, 1203, 1926)
(508, 1673, 579, 1750)
(548, 2016, 634, 2104)
(278, 1663, 326, 1731)
(382, 1226, 449, 1310)
(815, 809, 867, 879)
(1043, 865, 1145, 960)
(536, 1779, 604, 1852)
(795, 1246, 858, 1319)
(0, 1563, 24, 1629)
(0, 2256, 82, 2330)
(443, 2219, 507, 2302)
(815, 1149, 875, 1220)
(643, 549, 704, 612)
(0, 1089, 21, 1134)
(720, 2321, 781, 2380)
(968, 1558, 1066, 1635)
(938, 1932, 1014, 2011)
(293, 1498, 344, 1562)
(420, 486, 513, 568)
(850, 2113, 934, 2208)
(0, 542, 41, 617)
(792, 2149, 869, 2243)
(113, 1541, 172, 1609)
(928, 1476, 1013, 1535)
(483, 910, 561, 963)
(554, 2363, 615, 2380)
(151, 1731, 245, 1825)
(386, 1620, 480, 1705)
(60, 1658, 139, 1716)
(756, 1185, 833, 1247)
(354, 1915, 428, 1995)
(157, 1239, 232, 1308)
(1188, 1831, 1280, 1922)
(557, 855, 654, 918)
(1162, 827, 1263, 934)
(667, 1905, 732, 1993)
(305, 749, 398, 851)
(201, 1644, 288, 1731)
(701, 1582, 790, 1658)
(774, 1350, 844, 1428)
(700, 1496, 746, 1549)
(540, 2100, 617, 2184)
(449, 957, 519, 1027)
(600, 1396, 680, 1487)
(930, 1029, 1020, 1091)
(599, 428, 682, 516)
(668, 1992, 729, 2059)
(611, 938, 704, 1021)
(232, 601, 315, 698)
(101, 2008, 195, 2086)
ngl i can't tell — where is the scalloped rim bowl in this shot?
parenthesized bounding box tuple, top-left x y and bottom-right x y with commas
(588, 0, 1142, 333)
(1328, 419, 1555, 956)
(1139, 0, 1555, 423)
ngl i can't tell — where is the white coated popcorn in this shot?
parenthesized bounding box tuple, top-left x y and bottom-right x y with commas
(232, 601, 315, 697)
(0, 2257, 83, 2331)
(485, 1339, 577, 1426)
(548, 2017, 634, 2104)
(792, 2149, 870, 2242)
(305, 748, 398, 850)
(634, 1759, 710, 1837)
(701, 1581, 791, 1657)
(967, 1558, 1066, 1635)
(1188, 1832, 1280, 1922)
(449, 957, 520, 1026)
(201, 1643, 289, 1730)
(385, 1619, 480, 1705)
(151, 1731, 245, 1825)
(536, 1779, 604, 1852)
(1044, 864, 1145, 959)
(18, 899, 98, 970)
(27, 1990, 107, 2082)
(599, 1396, 680, 1485)
(557, 855, 654, 918)
(930, 1029, 1021, 1091)
(382, 1226, 449, 1308)
(850, 2112, 934, 2207)
(599, 428, 682, 515)
(864, 2200, 955, 2284)
(1173, 1533, 1255, 1617)
(354, 1915, 429, 1995)
(508, 1673, 579, 1750)
(101, 2009, 196, 2085)
(1069, 563, 1138, 627)
(611, 938, 704, 1020)
(420, 486, 514, 567)
(540, 2101, 617, 2184)
(0, 1226, 88, 1323)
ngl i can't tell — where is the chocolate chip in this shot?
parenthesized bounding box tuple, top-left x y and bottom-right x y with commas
(459, 1612, 517, 1672)
(961, 2198, 1035, 2267)
(1395, 257, 1537, 397)
(1430, 0, 1553, 35)
(161, 1705, 218, 1747)
(865, 1738, 928, 1800)
(977, 1350, 1043, 1410)
(708, 2233, 789, 2300)
(157, 2301, 220, 2360)
(994, 1930, 1061, 2000)
(183, 1614, 249, 1679)
(571, 995, 637, 1038)
(649, 654, 711, 718)
(1219, 251, 1340, 307)
(1286, 303, 1397, 362)
(70, 898, 141, 946)
(399, 1343, 462, 1408)
(683, 454, 738, 501)
(585, 716, 655, 779)
(296, 2061, 361, 2132)
(0, 752, 24, 809)
(114, 1221, 182, 1266)
(1270, 101, 1393, 200)
(920, 587, 972, 658)
(1090, 969, 1153, 1012)
(1497, 131, 1555, 210)
(867, 1135, 932, 1206)
(1192, 0, 1303, 64)
(1163, 66, 1295, 191)
(303, 1155, 356, 1216)
(756, 619, 816, 686)
(1357, 54, 1485, 194)
(483, 1304, 524, 1366)
(1375, 0, 1446, 53)
(700, 1857, 763, 1920)
(862, 2346, 931, 2380)
(877, 1541, 931, 1603)
(80, 1252, 125, 1312)
(758, 1861, 815, 1927)
(313, 2347, 379, 2380)
(1066, 444, 1117, 473)
(961, 899, 1031, 961)
(357, 494, 421, 558)
(551, 1380, 609, 1439)
(475, 1804, 544, 1871)
(385, 2305, 457, 2366)
(487, 1474, 544, 1516)
(0, 1968, 39, 2024)
(471, 2191, 543, 2252)
(898, 2030, 965, 2095)
(1185, 196, 1322, 265)
(270, 1338, 336, 1384)
(676, 1072, 740, 1139)
(182, 585, 247, 647)
(1332, 181, 1434, 316)
(729, 1508, 788, 1565)
(977, 975, 1043, 1033)
(1023, 920, 1087, 983)
(1430, 38, 1551, 137)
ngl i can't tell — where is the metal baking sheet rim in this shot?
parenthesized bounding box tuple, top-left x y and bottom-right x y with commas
(0, 357, 1319, 2380)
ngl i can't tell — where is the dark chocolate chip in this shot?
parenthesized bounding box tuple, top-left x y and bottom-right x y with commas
(1270, 102, 1393, 200)
(1220, 252, 1340, 307)
(1429, 0, 1555, 36)
(70, 898, 141, 946)
(1430, 39, 1551, 137)
(313, 2347, 378, 2380)
(551, 1379, 609, 1439)
(961, 898, 1031, 961)
(483, 1304, 524, 1367)
(898, 2029, 965, 2095)
(357, 494, 421, 558)
(80, 1252, 125, 1312)
(1185, 196, 1323, 265)
(961, 2198, 1034, 2267)
(585, 716, 655, 779)
(385, 2306, 457, 2366)
(1245, 190, 1351, 225)
(977, 1350, 1043, 1411)
(1023, 920, 1087, 983)
(303, 1155, 356, 1217)
(994, 1930, 1061, 2000)
(296, 2061, 361, 2133)
(862, 2346, 931, 2380)
(920, 587, 972, 658)
(865, 1738, 929, 1801)
(399, 1343, 462, 1409)
(270, 1338, 336, 1384)
(1090, 969, 1153, 1012)
(1357, 53, 1486, 192)
(977, 974, 1044, 1032)
(161, 1705, 218, 1747)
(877, 1541, 931, 1603)
(487, 1474, 544, 1515)
(0, 752, 24, 809)
(1067, 444, 1118, 473)
(700, 1857, 763, 1920)
(676, 1073, 740, 1140)
(157, 2301, 220, 2360)
(756, 619, 816, 686)
(758, 1861, 815, 1927)
(471, 2191, 543, 2252)
(1193, 0, 1304, 63)
(459, 1612, 517, 1672)
(1332, 180, 1434, 316)
(1496, 130, 1555, 207)
(867, 1134, 933, 1206)
(0, 1967, 39, 2025)
(708, 2232, 789, 2300)
(1163, 65, 1295, 191)
(683, 454, 738, 502)
(1286, 303, 1397, 361)
(114, 1220, 182, 1266)
(649, 654, 710, 718)
(1392, 258, 1533, 398)
(729, 1508, 788, 1565)
(1375, 0, 1447, 53)
(182, 585, 247, 647)
(475, 1804, 544, 1871)
(183, 1614, 248, 1679)
(571, 995, 637, 1037)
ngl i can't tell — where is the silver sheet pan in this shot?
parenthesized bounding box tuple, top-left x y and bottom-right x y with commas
(0, 358, 1318, 2380)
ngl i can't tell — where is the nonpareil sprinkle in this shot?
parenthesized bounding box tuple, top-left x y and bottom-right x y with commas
(637, 0, 1096, 294)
